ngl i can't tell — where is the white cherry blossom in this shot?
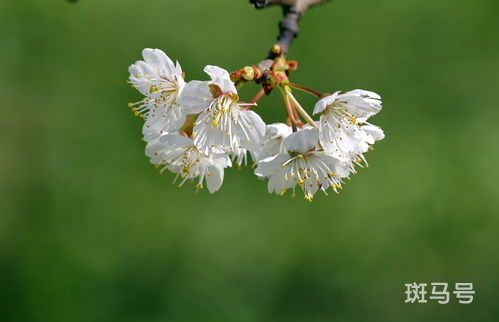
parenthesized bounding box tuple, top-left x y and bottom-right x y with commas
(314, 90, 384, 168)
(314, 90, 382, 122)
(129, 49, 186, 141)
(253, 123, 293, 162)
(178, 65, 266, 154)
(126, 46, 386, 199)
(146, 133, 231, 193)
(255, 128, 350, 201)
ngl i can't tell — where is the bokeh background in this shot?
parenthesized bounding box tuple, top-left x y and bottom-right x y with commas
(1, 0, 499, 321)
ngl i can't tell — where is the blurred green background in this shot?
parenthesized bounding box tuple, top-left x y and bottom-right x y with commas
(1, 0, 499, 321)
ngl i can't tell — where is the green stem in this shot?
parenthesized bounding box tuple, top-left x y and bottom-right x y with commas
(288, 82, 327, 98)
(279, 86, 303, 129)
(285, 87, 318, 128)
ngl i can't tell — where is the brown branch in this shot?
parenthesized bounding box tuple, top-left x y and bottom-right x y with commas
(231, 0, 330, 92)
(253, 0, 330, 71)
(250, 0, 328, 12)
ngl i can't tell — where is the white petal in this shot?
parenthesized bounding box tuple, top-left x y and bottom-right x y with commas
(204, 65, 237, 94)
(145, 136, 164, 160)
(238, 110, 267, 150)
(158, 133, 193, 148)
(178, 80, 212, 115)
(314, 89, 382, 122)
(128, 49, 185, 109)
(142, 48, 176, 76)
(337, 89, 382, 120)
(313, 91, 340, 115)
(212, 152, 232, 169)
(347, 89, 381, 100)
(319, 114, 365, 160)
(142, 105, 186, 141)
(128, 61, 158, 96)
(254, 154, 294, 194)
(252, 123, 293, 162)
(174, 61, 183, 78)
(206, 164, 224, 193)
(362, 123, 385, 141)
(254, 154, 290, 178)
(284, 127, 319, 154)
(316, 153, 350, 179)
(267, 123, 293, 138)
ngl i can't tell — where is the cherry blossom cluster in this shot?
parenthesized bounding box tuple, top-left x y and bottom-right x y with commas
(128, 48, 384, 200)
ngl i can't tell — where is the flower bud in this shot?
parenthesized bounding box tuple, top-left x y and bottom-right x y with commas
(242, 66, 255, 81)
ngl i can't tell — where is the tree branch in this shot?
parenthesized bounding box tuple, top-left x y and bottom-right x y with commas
(252, 0, 329, 68)
(255, 1, 326, 66)
(250, 0, 327, 12)
(232, 0, 330, 91)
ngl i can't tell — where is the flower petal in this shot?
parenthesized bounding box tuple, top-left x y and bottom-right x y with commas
(313, 91, 340, 115)
(142, 104, 186, 141)
(337, 90, 382, 121)
(178, 80, 212, 115)
(142, 48, 177, 77)
(362, 123, 385, 142)
(128, 61, 159, 96)
(314, 90, 382, 122)
(204, 65, 237, 94)
(283, 127, 319, 154)
(267, 123, 293, 138)
(238, 110, 267, 150)
(158, 133, 193, 148)
(206, 163, 224, 193)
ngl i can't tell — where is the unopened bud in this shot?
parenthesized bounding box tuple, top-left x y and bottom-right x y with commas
(272, 44, 282, 55)
(288, 60, 298, 70)
(242, 66, 255, 80)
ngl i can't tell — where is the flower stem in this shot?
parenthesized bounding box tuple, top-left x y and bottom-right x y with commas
(280, 86, 303, 129)
(285, 87, 318, 128)
(251, 88, 266, 104)
(288, 82, 326, 98)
